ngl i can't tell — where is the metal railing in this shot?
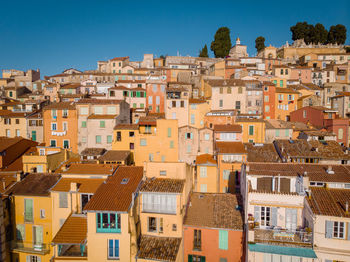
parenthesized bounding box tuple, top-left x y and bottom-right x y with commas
(251, 228, 312, 247)
(11, 240, 50, 254)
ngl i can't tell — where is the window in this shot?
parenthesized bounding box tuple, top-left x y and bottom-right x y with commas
(63, 109, 68, 117)
(40, 209, 45, 218)
(238, 86, 242, 94)
(51, 123, 57, 131)
(199, 166, 207, 178)
(200, 184, 207, 192)
(187, 145, 191, 153)
(16, 129, 20, 136)
(193, 229, 201, 250)
(223, 170, 230, 180)
(96, 213, 121, 233)
(50, 140, 56, 147)
(204, 133, 210, 141)
(279, 80, 283, 87)
(94, 106, 103, 115)
(260, 206, 271, 226)
(59, 192, 68, 208)
(159, 218, 164, 233)
(116, 131, 121, 141)
(167, 128, 171, 137)
(108, 240, 119, 259)
(187, 113, 195, 125)
(264, 95, 269, 102)
(148, 217, 157, 232)
(160, 170, 167, 176)
(142, 193, 177, 214)
(172, 224, 177, 231)
(156, 96, 160, 105)
(16, 118, 20, 124)
(107, 135, 112, 144)
(81, 121, 87, 128)
(52, 109, 57, 118)
(235, 101, 241, 110)
(219, 99, 223, 108)
(63, 140, 69, 149)
(275, 130, 280, 137)
(81, 194, 93, 210)
(63, 122, 68, 131)
(100, 121, 105, 128)
(170, 140, 174, 148)
(338, 128, 344, 140)
(188, 255, 205, 262)
(219, 230, 228, 250)
(140, 138, 147, 146)
(227, 87, 231, 94)
(96, 135, 102, 144)
(4, 118, 11, 125)
(265, 105, 270, 112)
(333, 221, 345, 239)
(24, 199, 33, 222)
(16, 224, 25, 240)
(249, 125, 254, 135)
(107, 106, 116, 115)
(303, 110, 307, 118)
(153, 84, 158, 92)
(149, 153, 154, 161)
(219, 87, 223, 94)
(26, 255, 41, 262)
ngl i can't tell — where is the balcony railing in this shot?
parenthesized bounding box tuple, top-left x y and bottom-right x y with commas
(248, 227, 312, 248)
(57, 244, 87, 258)
(11, 240, 50, 254)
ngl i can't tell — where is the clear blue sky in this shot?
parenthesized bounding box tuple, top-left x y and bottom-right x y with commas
(0, 0, 349, 77)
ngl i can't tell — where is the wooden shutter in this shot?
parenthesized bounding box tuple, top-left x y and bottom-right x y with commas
(188, 255, 193, 262)
(219, 230, 228, 250)
(279, 178, 291, 193)
(271, 207, 278, 227)
(254, 206, 260, 222)
(257, 177, 272, 191)
(325, 220, 333, 238)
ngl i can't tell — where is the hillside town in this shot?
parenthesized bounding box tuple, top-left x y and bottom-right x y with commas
(0, 36, 350, 262)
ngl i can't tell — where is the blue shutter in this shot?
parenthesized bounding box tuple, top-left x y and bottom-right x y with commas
(108, 239, 114, 257)
(254, 206, 260, 222)
(115, 240, 119, 258)
(325, 220, 333, 238)
(271, 207, 277, 227)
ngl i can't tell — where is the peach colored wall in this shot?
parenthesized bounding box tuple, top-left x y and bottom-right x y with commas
(183, 226, 243, 262)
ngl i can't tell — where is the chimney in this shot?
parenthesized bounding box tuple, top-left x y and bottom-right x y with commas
(346, 201, 349, 214)
(16, 173, 21, 182)
(246, 164, 250, 172)
(308, 190, 312, 199)
(70, 182, 78, 192)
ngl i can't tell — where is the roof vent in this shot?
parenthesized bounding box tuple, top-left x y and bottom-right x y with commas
(326, 166, 334, 175)
(198, 194, 204, 199)
(121, 178, 129, 184)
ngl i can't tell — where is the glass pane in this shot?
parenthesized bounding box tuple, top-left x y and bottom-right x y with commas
(103, 213, 109, 228)
(110, 214, 116, 229)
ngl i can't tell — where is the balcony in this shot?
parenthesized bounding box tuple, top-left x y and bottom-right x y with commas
(56, 244, 87, 258)
(11, 240, 50, 254)
(248, 226, 312, 248)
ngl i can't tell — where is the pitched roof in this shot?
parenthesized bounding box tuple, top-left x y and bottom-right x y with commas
(247, 163, 350, 183)
(138, 236, 181, 262)
(87, 114, 118, 119)
(84, 166, 143, 212)
(76, 99, 123, 105)
(196, 154, 217, 165)
(51, 178, 105, 193)
(0, 173, 18, 194)
(206, 79, 245, 86)
(140, 178, 185, 193)
(80, 148, 106, 156)
(245, 143, 280, 162)
(184, 193, 243, 230)
(7, 173, 60, 196)
(98, 150, 130, 162)
(43, 102, 76, 110)
(216, 142, 247, 154)
(60, 163, 117, 176)
(275, 87, 300, 94)
(114, 124, 139, 130)
(307, 187, 350, 218)
(189, 98, 206, 104)
(110, 56, 129, 61)
(214, 124, 242, 133)
(52, 214, 87, 244)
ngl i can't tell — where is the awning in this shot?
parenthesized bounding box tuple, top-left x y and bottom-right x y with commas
(248, 243, 317, 258)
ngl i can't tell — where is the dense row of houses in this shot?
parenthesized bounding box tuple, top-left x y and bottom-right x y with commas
(0, 38, 349, 262)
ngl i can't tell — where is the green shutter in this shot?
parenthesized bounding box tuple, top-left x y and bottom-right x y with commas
(201, 256, 206, 262)
(136, 91, 140, 97)
(167, 128, 171, 137)
(24, 199, 33, 222)
(81, 121, 87, 128)
(219, 230, 228, 250)
(249, 126, 254, 135)
(100, 121, 105, 128)
(188, 255, 193, 262)
(31, 131, 36, 141)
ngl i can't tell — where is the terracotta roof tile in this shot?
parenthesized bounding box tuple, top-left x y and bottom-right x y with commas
(245, 143, 280, 162)
(196, 154, 217, 165)
(110, 56, 129, 61)
(81, 148, 106, 156)
(138, 235, 181, 262)
(98, 150, 130, 162)
(140, 178, 185, 193)
(76, 99, 123, 105)
(114, 124, 139, 130)
(216, 142, 247, 154)
(84, 166, 143, 212)
(214, 124, 242, 133)
(87, 114, 118, 119)
(307, 187, 350, 218)
(7, 173, 60, 196)
(51, 178, 105, 193)
(184, 193, 243, 230)
(60, 163, 117, 176)
(44, 102, 76, 110)
(52, 214, 87, 244)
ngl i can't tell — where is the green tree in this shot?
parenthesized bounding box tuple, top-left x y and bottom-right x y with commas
(199, 44, 209, 57)
(210, 27, 232, 58)
(304, 24, 316, 44)
(290, 22, 309, 41)
(345, 46, 350, 53)
(255, 36, 265, 53)
(314, 23, 328, 44)
(330, 24, 347, 45)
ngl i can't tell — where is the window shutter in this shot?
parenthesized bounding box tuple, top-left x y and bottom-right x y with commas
(254, 206, 260, 222)
(291, 209, 297, 231)
(115, 240, 119, 258)
(325, 220, 333, 238)
(347, 222, 350, 240)
(201, 256, 206, 262)
(188, 255, 193, 262)
(279, 178, 290, 193)
(271, 207, 278, 227)
(219, 230, 228, 250)
(26, 256, 30, 262)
